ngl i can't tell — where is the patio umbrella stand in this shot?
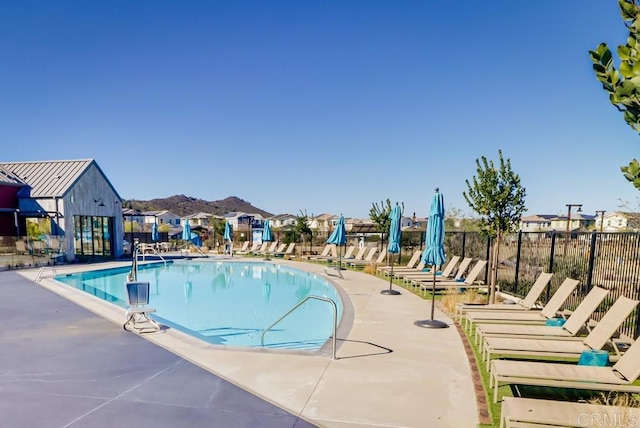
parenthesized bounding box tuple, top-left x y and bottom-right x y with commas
(381, 203, 402, 295)
(415, 188, 449, 329)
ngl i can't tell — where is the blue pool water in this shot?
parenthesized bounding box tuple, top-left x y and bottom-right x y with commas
(55, 261, 343, 351)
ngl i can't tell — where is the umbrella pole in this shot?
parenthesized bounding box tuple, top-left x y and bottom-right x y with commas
(430, 268, 436, 320)
(414, 264, 448, 328)
(381, 253, 401, 295)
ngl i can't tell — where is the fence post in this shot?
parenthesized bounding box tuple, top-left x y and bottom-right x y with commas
(585, 232, 597, 292)
(514, 231, 522, 290)
(461, 232, 466, 259)
(546, 232, 557, 302)
(485, 235, 491, 285)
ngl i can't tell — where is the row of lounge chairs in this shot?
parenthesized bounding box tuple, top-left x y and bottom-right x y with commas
(307, 244, 386, 267)
(234, 241, 296, 258)
(377, 251, 489, 295)
(457, 270, 640, 424)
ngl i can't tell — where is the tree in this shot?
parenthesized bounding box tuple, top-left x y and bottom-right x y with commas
(295, 210, 313, 252)
(370, 199, 403, 247)
(589, 0, 640, 189)
(463, 150, 526, 303)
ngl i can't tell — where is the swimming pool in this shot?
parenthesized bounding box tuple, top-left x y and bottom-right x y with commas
(55, 261, 343, 351)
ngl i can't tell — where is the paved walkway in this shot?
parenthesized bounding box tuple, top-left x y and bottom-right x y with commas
(8, 259, 478, 427)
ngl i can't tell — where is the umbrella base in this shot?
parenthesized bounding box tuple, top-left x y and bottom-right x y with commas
(380, 289, 401, 295)
(414, 319, 449, 329)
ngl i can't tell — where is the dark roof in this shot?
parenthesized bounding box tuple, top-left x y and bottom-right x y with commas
(349, 223, 380, 234)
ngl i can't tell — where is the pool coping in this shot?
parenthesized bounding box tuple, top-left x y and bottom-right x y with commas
(22, 258, 480, 427)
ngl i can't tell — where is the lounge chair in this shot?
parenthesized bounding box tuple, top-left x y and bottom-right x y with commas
(252, 241, 270, 255)
(123, 281, 161, 334)
(463, 277, 580, 333)
(273, 242, 296, 258)
(346, 247, 378, 267)
(474, 286, 610, 348)
(341, 245, 356, 260)
(15, 240, 28, 255)
(482, 295, 638, 369)
(415, 259, 488, 294)
(307, 244, 332, 260)
(403, 255, 461, 281)
(490, 334, 640, 403)
(500, 397, 640, 428)
(401, 256, 469, 283)
(237, 241, 259, 255)
(269, 243, 287, 256)
(309, 244, 338, 262)
(351, 246, 368, 261)
(236, 241, 250, 253)
(377, 249, 421, 276)
(455, 272, 554, 321)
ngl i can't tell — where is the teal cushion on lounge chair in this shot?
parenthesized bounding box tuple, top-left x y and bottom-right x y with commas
(545, 318, 566, 327)
(455, 278, 464, 282)
(578, 350, 609, 366)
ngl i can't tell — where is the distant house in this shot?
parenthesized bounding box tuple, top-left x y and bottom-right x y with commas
(550, 213, 595, 232)
(596, 211, 640, 232)
(520, 214, 556, 232)
(269, 214, 297, 229)
(122, 208, 144, 230)
(0, 159, 124, 261)
(519, 213, 595, 232)
(401, 216, 427, 231)
(142, 210, 181, 228)
(223, 212, 265, 241)
(310, 213, 338, 234)
(183, 212, 213, 228)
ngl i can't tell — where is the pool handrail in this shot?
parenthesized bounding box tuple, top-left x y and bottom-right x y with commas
(260, 295, 338, 359)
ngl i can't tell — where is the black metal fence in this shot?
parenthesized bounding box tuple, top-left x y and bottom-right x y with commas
(444, 231, 640, 339)
(304, 229, 640, 338)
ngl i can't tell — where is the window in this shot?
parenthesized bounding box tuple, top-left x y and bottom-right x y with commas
(73, 216, 114, 257)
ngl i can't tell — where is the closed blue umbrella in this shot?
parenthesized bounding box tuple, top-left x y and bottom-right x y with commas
(327, 214, 346, 269)
(382, 204, 402, 295)
(262, 220, 273, 242)
(416, 188, 449, 329)
(224, 221, 233, 242)
(182, 221, 191, 241)
(151, 222, 159, 242)
(182, 221, 193, 253)
(224, 221, 233, 256)
(261, 220, 274, 260)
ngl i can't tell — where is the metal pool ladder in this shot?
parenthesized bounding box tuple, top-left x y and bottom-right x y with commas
(260, 295, 338, 360)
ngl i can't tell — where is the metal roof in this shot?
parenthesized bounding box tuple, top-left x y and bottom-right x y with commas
(0, 159, 94, 198)
(0, 165, 25, 185)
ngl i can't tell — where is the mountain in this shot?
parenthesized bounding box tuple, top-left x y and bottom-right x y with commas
(124, 195, 273, 218)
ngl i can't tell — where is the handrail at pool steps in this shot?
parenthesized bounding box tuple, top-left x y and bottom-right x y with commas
(260, 295, 338, 360)
(139, 243, 168, 268)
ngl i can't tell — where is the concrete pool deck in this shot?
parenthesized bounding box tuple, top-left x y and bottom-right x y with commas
(8, 258, 479, 427)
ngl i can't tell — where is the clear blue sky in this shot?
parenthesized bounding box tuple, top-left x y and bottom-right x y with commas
(2, 1, 639, 219)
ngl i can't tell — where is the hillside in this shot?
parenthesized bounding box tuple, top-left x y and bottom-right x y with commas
(124, 195, 273, 218)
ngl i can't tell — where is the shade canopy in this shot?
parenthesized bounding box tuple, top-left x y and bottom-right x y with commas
(387, 204, 402, 254)
(151, 222, 159, 242)
(327, 214, 347, 245)
(421, 190, 446, 266)
(224, 221, 233, 242)
(262, 219, 273, 242)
